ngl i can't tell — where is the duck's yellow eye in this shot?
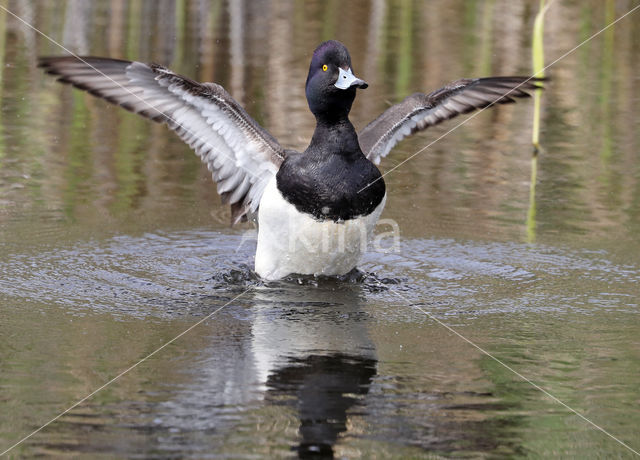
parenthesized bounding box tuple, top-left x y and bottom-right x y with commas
(322, 64, 328, 72)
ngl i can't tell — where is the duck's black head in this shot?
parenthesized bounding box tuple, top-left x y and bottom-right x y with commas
(305, 40, 367, 122)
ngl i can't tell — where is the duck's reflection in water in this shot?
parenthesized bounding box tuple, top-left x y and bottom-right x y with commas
(250, 281, 377, 457)
(265, 353, 376, 458)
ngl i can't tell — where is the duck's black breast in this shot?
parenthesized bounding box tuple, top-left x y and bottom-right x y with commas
(276, 132, 386, 222)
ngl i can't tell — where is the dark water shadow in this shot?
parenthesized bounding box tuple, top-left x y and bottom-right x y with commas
(265, 353, 377, 458)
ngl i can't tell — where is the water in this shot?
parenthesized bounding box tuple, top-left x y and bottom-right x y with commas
(1, 0, 640, 458)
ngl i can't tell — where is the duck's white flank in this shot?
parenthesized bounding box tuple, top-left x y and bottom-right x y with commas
(255, 177, 386, 280)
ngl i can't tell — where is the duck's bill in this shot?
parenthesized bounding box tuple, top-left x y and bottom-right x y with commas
(335, 67, 368, 90)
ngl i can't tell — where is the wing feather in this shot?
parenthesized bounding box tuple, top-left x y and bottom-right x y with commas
(359, 76, 544, 165)
(39, 56, 286, 223)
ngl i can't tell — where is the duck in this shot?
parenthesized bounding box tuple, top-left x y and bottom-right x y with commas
(39, 40, 542, 281)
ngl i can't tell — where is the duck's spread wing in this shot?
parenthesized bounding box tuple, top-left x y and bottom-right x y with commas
(39, 56, 286, 224)
(358, 77, 544, 165)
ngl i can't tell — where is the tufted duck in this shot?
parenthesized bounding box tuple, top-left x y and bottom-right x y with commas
(39, 40, 542, 280)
